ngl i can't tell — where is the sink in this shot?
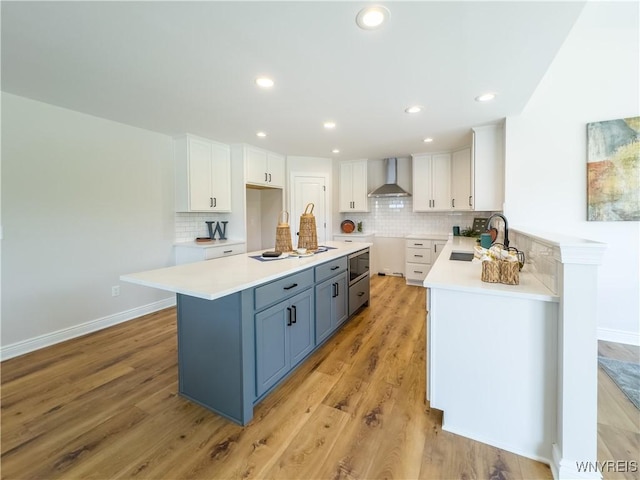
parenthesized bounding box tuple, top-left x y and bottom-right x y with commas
(449, 252, 474, 261)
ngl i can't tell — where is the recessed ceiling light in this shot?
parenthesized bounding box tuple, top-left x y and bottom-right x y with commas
(475, 93, 496, 102)
(405, 105, 423, 114)
(356, 5, 390, 30)
(332, 149, 340, 154)
(423, 137, 434, 143)
(255, 77, 274, 88)
(256, 131, 267, 138)
(324, 121, 336, 129)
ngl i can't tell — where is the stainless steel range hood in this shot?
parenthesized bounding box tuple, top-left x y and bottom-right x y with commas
(368, 158, 411, 197)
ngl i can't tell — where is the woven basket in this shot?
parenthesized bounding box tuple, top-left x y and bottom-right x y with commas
(499, 260, 520, 285)
(297, 203, 318, 251)
(481, 260, 500, 283)
(275, 211, 293, 253)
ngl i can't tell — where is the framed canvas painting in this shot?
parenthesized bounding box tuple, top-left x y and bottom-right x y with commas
(587, 116, 639, 221)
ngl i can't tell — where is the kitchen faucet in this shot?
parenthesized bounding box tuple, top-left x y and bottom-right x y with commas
(486, 213, 509, 248)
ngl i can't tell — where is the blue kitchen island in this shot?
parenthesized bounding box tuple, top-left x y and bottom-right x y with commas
(121, 241, 371, 425)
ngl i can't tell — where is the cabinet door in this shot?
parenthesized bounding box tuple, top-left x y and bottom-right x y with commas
(473, 124, 505, 211)
(211, 142, 231, 211)
(350, 160, 368, 211)
(188, 138, 214, 211)
(315, 278, 334, 345)
(255, 302, 289, 397)
(412, 155, 432, 212)
(451, 148, 471, 211)
(267, 153, 285, 187)
(289, 289, 314, 368)
(339, 162, 354, 212)
(246, 147, 268, 185)
(431, 153, 451, 211)
(433, 241, 447, 260)
(333, 272, 349, 328)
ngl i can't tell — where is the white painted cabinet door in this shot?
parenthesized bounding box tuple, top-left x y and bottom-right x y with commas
(210, 142, 231, 211)
(412, 154, 433, 211)
(339, 160, 369, 212)
(246, 147, 268, 185)
(188, 138, 214, 211)
(451, 148, 472, 211)
(431, 153, 451, 211)
(267, 153, 285, 188)
(351, 160, 368, 211)
(472, 124, 504, 211)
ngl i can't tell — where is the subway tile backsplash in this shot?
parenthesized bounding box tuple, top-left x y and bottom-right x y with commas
(175, 212, 232, 243)
(340, 197, 496, 237)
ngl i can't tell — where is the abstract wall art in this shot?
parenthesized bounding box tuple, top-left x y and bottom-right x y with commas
(587, 116, 640, 221)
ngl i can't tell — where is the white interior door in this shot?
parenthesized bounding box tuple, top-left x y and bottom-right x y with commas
(291, 175, 327, 246)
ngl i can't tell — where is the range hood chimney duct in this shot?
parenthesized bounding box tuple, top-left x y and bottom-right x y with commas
(368, 158, 411, 197)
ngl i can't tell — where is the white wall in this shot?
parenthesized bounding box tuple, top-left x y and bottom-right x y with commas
(1, 93, 176, 356)
(505, 2, 639, 344)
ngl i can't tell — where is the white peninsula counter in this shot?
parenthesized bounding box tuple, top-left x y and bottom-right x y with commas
(121, 241, 372, 426)
(424, 230, 606, 480)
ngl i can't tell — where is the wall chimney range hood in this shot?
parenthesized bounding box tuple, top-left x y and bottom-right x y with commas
(368, 158, 411, 197)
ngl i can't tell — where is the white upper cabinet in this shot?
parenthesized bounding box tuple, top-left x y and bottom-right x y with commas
(451, 147, 472, 211)
(175, 135, 231, 212)
(412, 153, 451, 212)
(339, 160, 369, 212)
(472, 123, 505, 211)
(245, 146, 285, 188)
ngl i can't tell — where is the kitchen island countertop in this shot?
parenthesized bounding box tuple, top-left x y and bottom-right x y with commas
(424, 237, 558, 302)
(121, 241, 371, 301)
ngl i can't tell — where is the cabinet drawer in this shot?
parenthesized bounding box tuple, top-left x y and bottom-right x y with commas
(406, 239, 431, 249)
(348, 276, 370, 316)
(254, 269, 314, 311)
(204, 243, 247, 260)
(406, 247, 431, 264)
(315, 257, 347, 283)
(405, 262, 430, 282)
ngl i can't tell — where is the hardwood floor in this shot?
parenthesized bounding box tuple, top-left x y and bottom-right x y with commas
(597, 341, 640, 480)
(1, 275, 636, 479)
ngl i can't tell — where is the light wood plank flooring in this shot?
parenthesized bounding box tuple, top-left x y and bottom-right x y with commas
(1, 275, 637, 479)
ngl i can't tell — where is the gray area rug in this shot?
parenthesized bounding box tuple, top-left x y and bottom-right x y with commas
(598, 356, 640, 410)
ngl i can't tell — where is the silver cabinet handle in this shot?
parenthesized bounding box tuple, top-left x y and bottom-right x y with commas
(264, 172, 268, 182)
(213, 197, 217, 208)
(223, 250, 232, 254)
(452, 198, 455, 208)
(210, 197, 213, 207)
(268, 173, 272, 183)
(469, 195, 473, 207)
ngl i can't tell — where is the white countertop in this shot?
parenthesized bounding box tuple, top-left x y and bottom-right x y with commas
(121, 241, 371, 301)
(424, 237, 559, 302)
(174, 239, 245, 249)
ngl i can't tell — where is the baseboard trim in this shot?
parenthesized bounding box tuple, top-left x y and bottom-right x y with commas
(551, 443, 603, 480)
(0, 297, 176, 361)
(597, 327, 640, 346)
(441, 423, 551, 466)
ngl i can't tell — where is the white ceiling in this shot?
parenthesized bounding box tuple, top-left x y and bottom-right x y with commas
(1, 1, 586, 159)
